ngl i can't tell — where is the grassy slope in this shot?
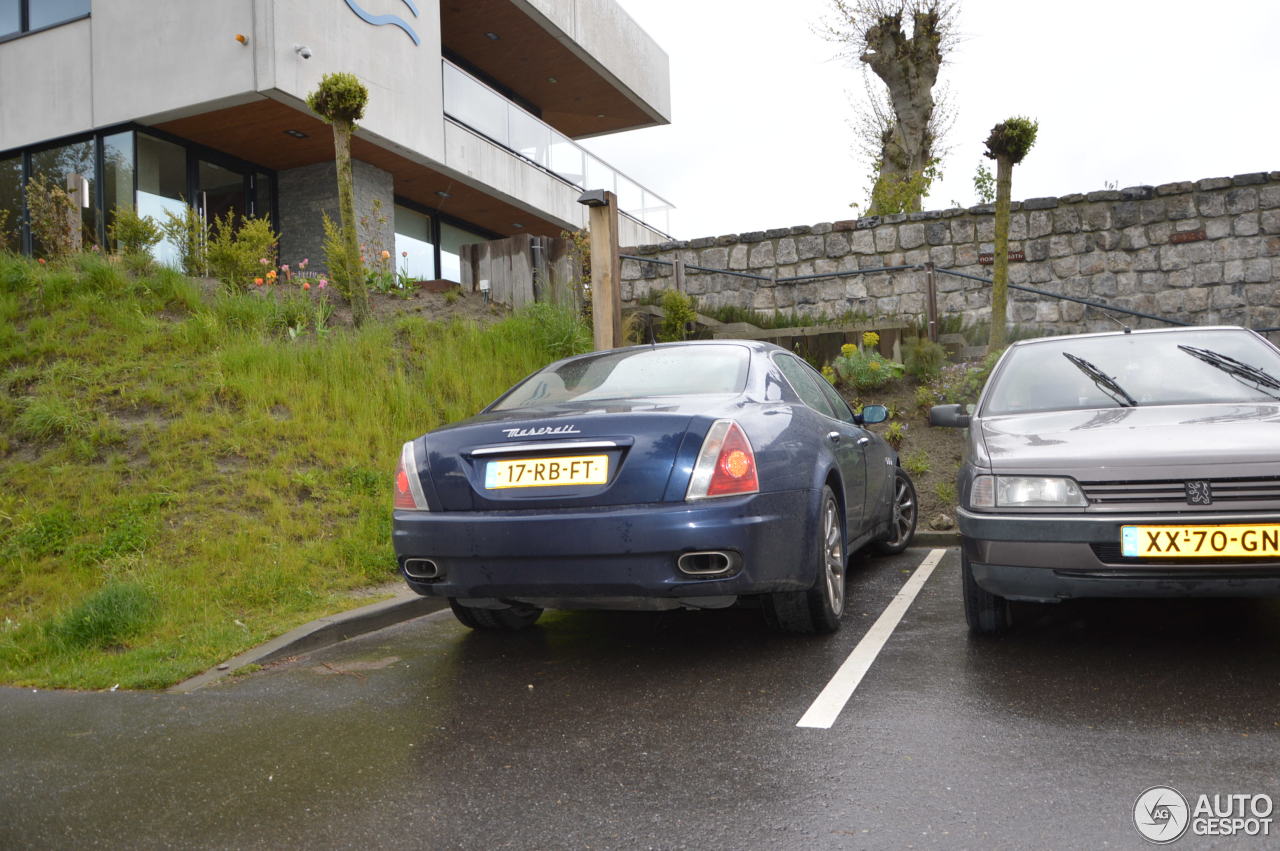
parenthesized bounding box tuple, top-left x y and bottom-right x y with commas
(0, 253, 589, 688)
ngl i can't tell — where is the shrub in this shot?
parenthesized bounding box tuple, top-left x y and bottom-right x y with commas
(206, 213, 278, 293)
(832, 342, 905, 390)
(322, 212, 361, 299)
(658, 289, 697, 342)
(884, 420, 907, 449)
(46, 581, 159, 650)
(25, 174, 78, 260)
(934, 481, 957, 504)
(107, 206, 162, 259)
(0, 208, 16, 253)
(159, 203, 209, 277)
(904, 337, 947, 382)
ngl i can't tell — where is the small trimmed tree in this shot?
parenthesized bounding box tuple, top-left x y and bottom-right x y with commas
(983, 116, 1038, 352)
(307, 72, 371, 326)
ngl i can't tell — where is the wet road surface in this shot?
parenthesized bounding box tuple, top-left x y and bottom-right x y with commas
(4, 546, 1279, 848)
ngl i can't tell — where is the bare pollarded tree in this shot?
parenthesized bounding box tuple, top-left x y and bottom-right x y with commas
(821, 0, 958, 214)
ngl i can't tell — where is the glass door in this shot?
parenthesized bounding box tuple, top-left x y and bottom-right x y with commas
(197, 159, 249, 231)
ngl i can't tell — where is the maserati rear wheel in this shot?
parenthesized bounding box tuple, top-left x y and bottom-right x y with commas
(763, 486, 844, 635)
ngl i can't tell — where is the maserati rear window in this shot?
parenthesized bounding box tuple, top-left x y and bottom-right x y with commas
(493, 345, 751, 410)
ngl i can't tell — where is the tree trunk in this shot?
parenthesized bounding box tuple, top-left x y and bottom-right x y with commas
(988, 155, 1013, 353)
(333, 120, 370, 326)
(861, 11, 942, 214)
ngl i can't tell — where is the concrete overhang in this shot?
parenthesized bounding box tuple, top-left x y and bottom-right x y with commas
(151, 95, 574, 239)
(440, 0, 671, 139)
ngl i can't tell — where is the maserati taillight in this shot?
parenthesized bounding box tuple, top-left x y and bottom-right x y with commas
(394, 441, 429, 511)
(686, 420, 759, 500)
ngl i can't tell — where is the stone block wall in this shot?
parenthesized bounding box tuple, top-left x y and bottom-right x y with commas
(621, 172, 1280, 336)
(277, 159, 395, 269)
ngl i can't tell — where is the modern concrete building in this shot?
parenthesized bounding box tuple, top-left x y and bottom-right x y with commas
(0, 0, 672, 280)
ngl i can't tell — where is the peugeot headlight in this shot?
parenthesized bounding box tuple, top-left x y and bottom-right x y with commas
(970, 475, 1086, 508)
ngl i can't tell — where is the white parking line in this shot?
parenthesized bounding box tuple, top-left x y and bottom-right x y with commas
(796, 548, 947, 729)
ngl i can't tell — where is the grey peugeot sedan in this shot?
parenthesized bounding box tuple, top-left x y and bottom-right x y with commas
(931, 325, 1280, 634)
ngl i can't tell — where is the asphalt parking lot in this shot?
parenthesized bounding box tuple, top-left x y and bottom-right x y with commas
(4, 546, 1279, 849)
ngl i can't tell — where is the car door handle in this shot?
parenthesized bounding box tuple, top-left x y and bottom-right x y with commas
(856, 436, 871, 446)
(827, 431, 841, 444)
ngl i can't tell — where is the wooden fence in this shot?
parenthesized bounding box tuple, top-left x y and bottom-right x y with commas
(458, 234, 582, 310)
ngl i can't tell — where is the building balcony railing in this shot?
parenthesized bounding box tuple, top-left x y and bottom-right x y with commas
(442, 60, 672, 236)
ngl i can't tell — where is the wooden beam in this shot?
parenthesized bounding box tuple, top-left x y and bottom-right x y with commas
(588, 191, 622, 350)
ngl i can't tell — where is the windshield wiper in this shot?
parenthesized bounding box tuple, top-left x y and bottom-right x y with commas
(1063, 352, 1137, 407)
(1178, 344, 1280, 400)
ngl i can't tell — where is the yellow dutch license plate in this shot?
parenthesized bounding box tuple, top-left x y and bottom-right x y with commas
(1121, 524, 1280, 558)
(484, 455, 609, 489)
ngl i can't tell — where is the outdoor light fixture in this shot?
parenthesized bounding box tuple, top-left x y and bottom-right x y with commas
(294, 44, 313, 59)
(577, 190, 608, 208)
(235, 33, 249, 45)
(283, 129, 308, 139)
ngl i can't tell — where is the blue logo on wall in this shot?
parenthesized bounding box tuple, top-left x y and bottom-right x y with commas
(344, 0, 421, 46)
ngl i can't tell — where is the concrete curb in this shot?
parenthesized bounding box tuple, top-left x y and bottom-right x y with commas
(912, 531, 961, 547)
(169, 589, 447, 694)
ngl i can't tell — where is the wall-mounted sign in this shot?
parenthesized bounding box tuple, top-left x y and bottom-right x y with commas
(978, 250, 1024, 265)
(344, 0, 421, 45)
(1170, 229, 1207, 245)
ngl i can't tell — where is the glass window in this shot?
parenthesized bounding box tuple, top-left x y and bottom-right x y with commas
(493, 345, 751, 410)
(439, 220, 486, 284)
(136, 134, 188, 268)
(101, 131, 134, 251)
(815, 375, 856, 424)
(28, 0, 89, 30)
(394, 204, 435, 281)
(0, 155, 21, 252)
(776, 354, 837, 417)
(982, 329, 1280, 415)
(0, 0, 20, 38)
(198, 159, 245, 229)
(30, 138, 95, 253)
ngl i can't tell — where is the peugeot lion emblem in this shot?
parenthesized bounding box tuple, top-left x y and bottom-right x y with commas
(1185, 480, 1213, 506)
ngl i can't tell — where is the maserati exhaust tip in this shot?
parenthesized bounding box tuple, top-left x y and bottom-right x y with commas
(677, 551, 740, 577)
(403, 558, 442, 580)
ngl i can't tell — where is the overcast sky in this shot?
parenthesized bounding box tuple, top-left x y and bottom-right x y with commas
(583, 0, 1280, 240)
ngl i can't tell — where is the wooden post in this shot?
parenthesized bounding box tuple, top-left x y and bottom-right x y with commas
(587, 191, 622, 350)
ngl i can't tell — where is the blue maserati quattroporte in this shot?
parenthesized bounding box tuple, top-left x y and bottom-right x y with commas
(392, 340, 916, 633)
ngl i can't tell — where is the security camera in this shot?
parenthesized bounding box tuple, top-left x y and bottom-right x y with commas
(294, 44, 312, 59)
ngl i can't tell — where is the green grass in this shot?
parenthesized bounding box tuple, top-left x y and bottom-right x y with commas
(0, 251, 590, 688)
(902, 449, 931, 477)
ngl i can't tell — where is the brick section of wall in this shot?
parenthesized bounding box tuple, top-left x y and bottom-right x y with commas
(621, 172, 1280, 334)
(277, 159, 395, 271)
